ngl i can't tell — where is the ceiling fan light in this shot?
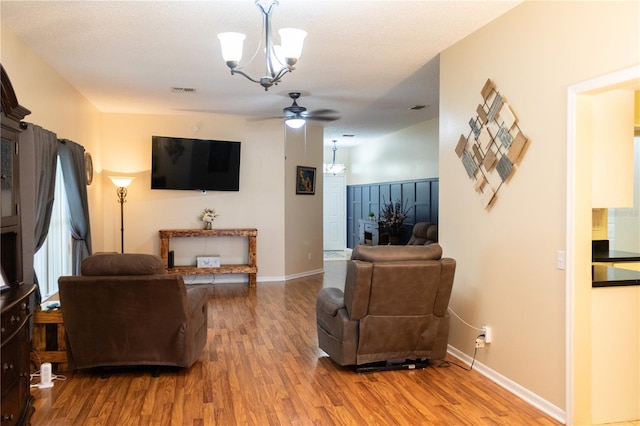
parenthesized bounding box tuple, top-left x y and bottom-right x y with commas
(278, 28, 307, 64)
(285, 118, 306, 129)
(217, 32, 246, 66)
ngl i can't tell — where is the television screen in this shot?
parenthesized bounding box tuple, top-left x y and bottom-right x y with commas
(151, 136, 241, 191)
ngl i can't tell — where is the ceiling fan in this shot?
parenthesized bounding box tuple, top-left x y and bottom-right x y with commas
(281, 92, 339, 128)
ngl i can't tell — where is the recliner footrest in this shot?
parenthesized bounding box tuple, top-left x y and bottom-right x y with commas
(354, 359, 432, 373)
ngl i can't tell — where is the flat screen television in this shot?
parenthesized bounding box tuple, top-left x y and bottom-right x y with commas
(151, 136, 241, 191)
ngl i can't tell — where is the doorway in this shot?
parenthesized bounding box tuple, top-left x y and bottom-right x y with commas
(323, 173, 346, 251)
(566, 65, 640, 425)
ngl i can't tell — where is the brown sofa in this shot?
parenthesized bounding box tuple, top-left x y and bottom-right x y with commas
(316, 244, 455, 368)
(58, 253, 208, 371)
(406, 222, 438, 245)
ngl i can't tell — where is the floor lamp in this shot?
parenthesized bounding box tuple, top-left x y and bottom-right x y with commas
(108, 176, 134, 253)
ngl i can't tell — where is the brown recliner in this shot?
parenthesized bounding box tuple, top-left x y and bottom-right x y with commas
(316, 244, 455, 367)
(58, 253, 208, 371)
(407, 222, 438, 245)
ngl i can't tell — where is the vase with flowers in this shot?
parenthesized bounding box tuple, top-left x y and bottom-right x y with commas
(199, 208, 218, 230)
(379, 197, 410, 244)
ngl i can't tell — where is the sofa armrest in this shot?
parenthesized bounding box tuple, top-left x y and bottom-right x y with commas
(316, 287, 345, 317)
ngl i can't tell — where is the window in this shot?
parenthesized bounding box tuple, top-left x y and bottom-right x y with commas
(34, 157, 72, 299)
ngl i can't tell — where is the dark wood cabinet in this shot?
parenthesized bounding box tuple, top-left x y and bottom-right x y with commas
(1, 284, 36, 425)
(1, 123, 23, 287)
(1, 64, 34, 425)
(1, 64, 30, 288)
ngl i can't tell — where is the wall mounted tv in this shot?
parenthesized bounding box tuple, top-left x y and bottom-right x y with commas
(151, 136, 241, 191)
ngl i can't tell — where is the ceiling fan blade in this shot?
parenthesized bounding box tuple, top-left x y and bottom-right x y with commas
(247, 115, 283, 122)
(306, 116, 340, 122)
(306, 109, 338, 115)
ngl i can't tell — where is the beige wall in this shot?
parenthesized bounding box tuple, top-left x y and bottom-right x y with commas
(98, 113, 298, 279)
(1, 23, 324, 281)
(1, 25, 103, 282)
(440, 1, 639, 423)
(345, 118, 439, 185)
(285, 125, 325, 276)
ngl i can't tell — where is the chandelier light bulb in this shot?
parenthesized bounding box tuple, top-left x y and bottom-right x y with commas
(278, 28, 307, 65)
(217, 32, 246, 67)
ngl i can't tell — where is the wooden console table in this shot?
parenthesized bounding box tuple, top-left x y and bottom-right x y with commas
(159, 228, 258, 287)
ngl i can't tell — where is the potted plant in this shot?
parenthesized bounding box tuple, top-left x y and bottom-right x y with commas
(199, 208, 218, 230)
(368, 211, 375, 221)
(379, 198, 410, 244)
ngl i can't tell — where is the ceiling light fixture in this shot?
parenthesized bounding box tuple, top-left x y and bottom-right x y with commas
(217, 0, 307, 91)
(285, 118, 306, 129)
(324, 140, 346, 175)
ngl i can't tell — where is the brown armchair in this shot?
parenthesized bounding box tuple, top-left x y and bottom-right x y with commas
(406, 222, 438, 245)
(58, 253, 208, 372)
(316, 244, 455, 370)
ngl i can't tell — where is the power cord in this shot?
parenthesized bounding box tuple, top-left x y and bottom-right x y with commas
(447, 307, 483, 331)
(435, 341, 481, 371)
(445, 307, 489, 371)
(29, 350, 67, 388)
(30, 370, 67, 388)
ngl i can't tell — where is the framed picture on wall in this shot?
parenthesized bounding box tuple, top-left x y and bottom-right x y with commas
(296, 166, 316, 195)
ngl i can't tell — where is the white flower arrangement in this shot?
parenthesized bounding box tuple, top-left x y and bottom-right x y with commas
(200, 208, 218, 223)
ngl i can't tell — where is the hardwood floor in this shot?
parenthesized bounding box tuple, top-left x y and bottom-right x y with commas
(31, 261, 563, 425)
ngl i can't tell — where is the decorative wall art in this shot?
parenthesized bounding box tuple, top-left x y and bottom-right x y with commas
(296, 165, 316, 195)
(455, 79, 530, 209)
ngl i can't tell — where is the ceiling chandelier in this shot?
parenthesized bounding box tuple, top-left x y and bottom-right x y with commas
(217, 0, 307, 91)
(324, 140, 347, 175)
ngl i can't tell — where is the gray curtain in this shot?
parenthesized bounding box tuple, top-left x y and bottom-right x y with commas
(58, 139, 92, 275)
(23, 124, 58, 304)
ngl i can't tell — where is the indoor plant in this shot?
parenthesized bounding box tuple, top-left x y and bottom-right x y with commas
(379, 198, 410, 242)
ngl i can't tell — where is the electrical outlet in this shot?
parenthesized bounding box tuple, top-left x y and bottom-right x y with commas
(475, 337, 485, 348)
(557, 250, 566, 270)
(482, 326, 492, 343)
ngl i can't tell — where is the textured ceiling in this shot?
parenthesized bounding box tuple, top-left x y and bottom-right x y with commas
(0, 0, 521, 145)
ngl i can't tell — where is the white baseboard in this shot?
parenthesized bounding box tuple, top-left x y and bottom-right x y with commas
(447, 345, 566, 424)
(283, 269, 324, 281)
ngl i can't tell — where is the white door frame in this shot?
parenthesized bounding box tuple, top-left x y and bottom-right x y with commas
(565, 64, 640, 425)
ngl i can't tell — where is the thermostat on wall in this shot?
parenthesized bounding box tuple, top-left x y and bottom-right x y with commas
(196, 256, 220, 268)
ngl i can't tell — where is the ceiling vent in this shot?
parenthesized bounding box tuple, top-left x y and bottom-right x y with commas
(171, 87, 197, 94)
(409, 105, 427, 110)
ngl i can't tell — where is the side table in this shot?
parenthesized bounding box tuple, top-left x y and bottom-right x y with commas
(31, 307, 68, 372)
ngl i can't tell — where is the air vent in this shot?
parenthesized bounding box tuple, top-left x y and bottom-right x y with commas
(342, 134, 355, 138)
(409, 105, 427, 110)
(171, 87, 197, 94)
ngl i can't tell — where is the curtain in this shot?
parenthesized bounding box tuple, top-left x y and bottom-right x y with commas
(22, 124, 58, 304)
(58, 139, 92, 275)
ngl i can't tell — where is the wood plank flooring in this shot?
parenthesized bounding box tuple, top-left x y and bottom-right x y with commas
(31, 261, 564, 425)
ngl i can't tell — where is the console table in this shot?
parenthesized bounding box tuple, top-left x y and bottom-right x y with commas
(159, 228, 258, 287)
(358, 219, 389, 246)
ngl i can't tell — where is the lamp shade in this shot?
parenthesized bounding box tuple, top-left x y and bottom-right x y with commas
(109, 176, 135, 188)
(217, 32, 246, 64)
(285, 118, 306, 129)
(278, 28, 307, 61)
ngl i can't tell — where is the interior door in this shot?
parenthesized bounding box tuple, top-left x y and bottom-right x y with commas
(323, 174, 346, 250)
